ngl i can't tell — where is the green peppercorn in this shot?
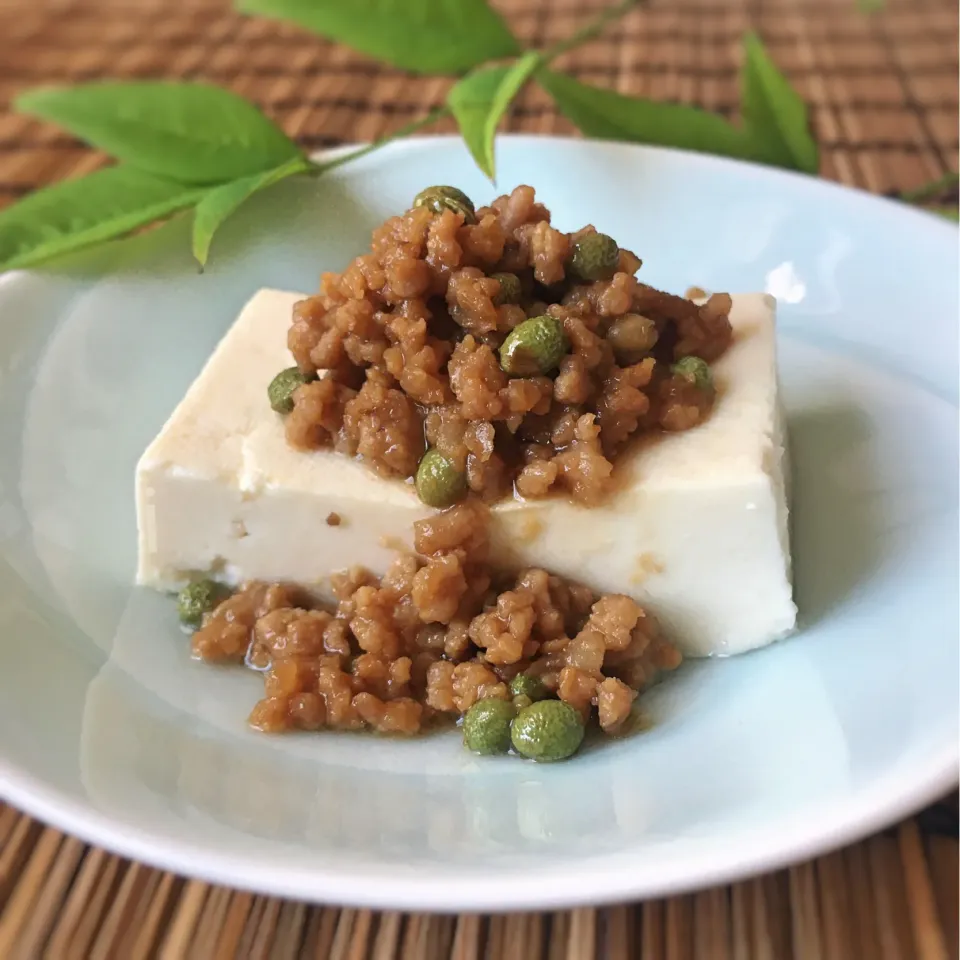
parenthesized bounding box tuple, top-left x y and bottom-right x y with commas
(568, 232, 620, 282)
(509, 672, 549, 702)
(412, 186, 477, 224)
(415, 448, 468, 508)
(268, 367, 311, 414)
(414, 185, 474, 211)
(512, 694, 533, 711)
(606, 313, 658, 362)
(498, 315, 569, 377)
(177, 579, 228, 630)
(510, 699, 585, 762)
(463, 698, 515, 755)
(671, 355, 713, 391)
(490, 272, 522, 306)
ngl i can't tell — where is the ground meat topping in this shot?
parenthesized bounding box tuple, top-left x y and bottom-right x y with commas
(277, 185, 732, 506)
(193, 505, 681, 736)
(188, 186, 724, 752)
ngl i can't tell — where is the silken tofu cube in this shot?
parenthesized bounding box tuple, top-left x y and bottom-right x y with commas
(136, 288, 796, 657)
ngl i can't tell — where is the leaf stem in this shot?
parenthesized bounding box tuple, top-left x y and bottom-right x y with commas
(307, 106, 449, 174)
(541, 0, 645, 65)
(898, 171, 959, 204)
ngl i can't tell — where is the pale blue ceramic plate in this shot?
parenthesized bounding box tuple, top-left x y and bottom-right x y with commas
(0, 137, 956, 911)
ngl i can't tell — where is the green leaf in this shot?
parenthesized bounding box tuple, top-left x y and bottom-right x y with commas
(235, 0, 520, 74)
(930, 206, 959, 222)
(192, 155, 312, 266)
(448, 53, 541, 179)
(740, 33, 819, 174)
(0, 165, 205, 271)
(538, 70, 754, 160)
(16, 82, 302, 185)
(856, 0, 884, 12)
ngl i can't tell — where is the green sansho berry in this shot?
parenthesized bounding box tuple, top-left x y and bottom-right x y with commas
(606, 313, 658, 361)
(415, 448, 468, 508)
(568, 232, 620, 282)
(177, 579, 227, 629)
(490, 272, 522, 306)
(463, 698, 515, 755)
(509, 672, 549, 702)
(268, 366, 311, 414)
(498, 315, 569, 377)
(412, 186, 477, 224)
(510, 699, 585, 762)
(413, 185, 474, 212)
(671, 355, 713, 391)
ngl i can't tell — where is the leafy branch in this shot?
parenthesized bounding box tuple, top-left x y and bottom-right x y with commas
(2, 0, 825, 271)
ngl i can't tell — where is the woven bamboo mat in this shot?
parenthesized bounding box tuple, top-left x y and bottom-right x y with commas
(0, 0, 957, 957)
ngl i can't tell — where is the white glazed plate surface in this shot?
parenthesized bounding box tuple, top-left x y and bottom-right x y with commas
(0, 136, 956, 912)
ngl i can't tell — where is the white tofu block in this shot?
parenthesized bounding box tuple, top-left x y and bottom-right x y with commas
(136, 288, 796, 657)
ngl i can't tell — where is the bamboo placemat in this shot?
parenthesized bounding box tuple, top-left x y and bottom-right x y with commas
(0, 0, 956, 957)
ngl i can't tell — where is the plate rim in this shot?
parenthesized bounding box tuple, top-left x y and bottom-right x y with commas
(2, 749, 956, 911)
(0, 134, 957, 911)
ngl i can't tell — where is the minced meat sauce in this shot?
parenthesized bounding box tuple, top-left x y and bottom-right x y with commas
(283, 184, 732, 506)
(192, 501, 681, 738)
(185, 185, 731, 756)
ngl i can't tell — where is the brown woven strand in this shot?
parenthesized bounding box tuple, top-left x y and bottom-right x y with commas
(0, 805, 953, 957)
(0, 0, 957, 956)
(0, 0, 956, 204)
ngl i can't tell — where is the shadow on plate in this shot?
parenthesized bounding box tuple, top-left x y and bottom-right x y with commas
(788, 400, 885, 629)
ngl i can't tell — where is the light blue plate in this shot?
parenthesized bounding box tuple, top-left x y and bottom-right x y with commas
(0, 136, 956, 911)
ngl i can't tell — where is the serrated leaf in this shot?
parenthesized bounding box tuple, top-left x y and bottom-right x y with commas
(192, 155, 312, 266)
(235, 0, 520, 74)
(448, 53, 541, 179)
(0, 165, 205, 272)
(16, 82, 302, 185)
(539, 70, 754, 160)
(741, 33, 819, 174)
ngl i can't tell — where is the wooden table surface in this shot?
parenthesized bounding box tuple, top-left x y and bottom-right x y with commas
(0, 0, 956, 957)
